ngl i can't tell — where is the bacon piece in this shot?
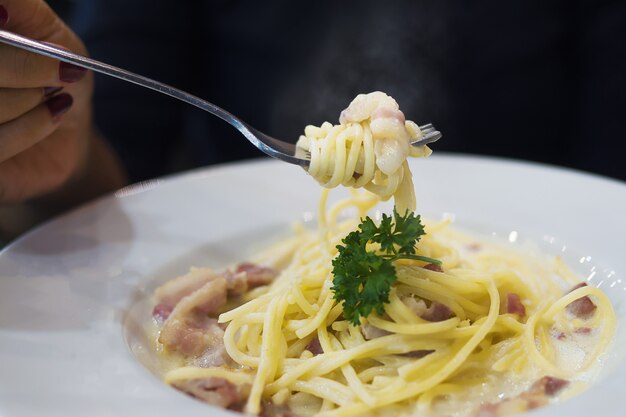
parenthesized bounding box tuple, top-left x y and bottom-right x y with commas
(401, 297, 453, 322)
(474, 376, 569, 416)
(182, 278, 228, 316)
(260, 402, 300, 417)
(566, 283, 597, 318)
(466, 243, 482, 252)
(173, 377, 250, 409)
(193, 342, 231, 368)
(152, 303, 173, 322)
(153, 262, 280, 361)
(214, 262, 277, 297)
(155, 267, 218, 311)
(159, 278, 228, 357)
(506, 293, 526, 317)
(475, 396, 540, 417)
(339, 92, 399, 124)
(362, 324, 391, 340)
(370, 107, 406, 124)
(529, 376, 569, 397)
(574, 327, 592, 335)
(218, 270, 248, 297)
(400, 349, 434, 359)
(421, 302, 453, 322)
(373, 136, 408, 175)
(235, 262, 278, 288)
(423, 263, 443, 272)
(160, 316, 226, 359)
(306, 336, 323, 355)
(154, 263, 279, 363)
(154, 263, 278, 320)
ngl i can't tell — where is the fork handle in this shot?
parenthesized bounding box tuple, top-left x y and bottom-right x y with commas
(0, 29, 440, 163)
(0, 29, 245, 130)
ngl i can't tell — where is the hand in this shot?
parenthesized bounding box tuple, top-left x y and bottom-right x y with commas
(0, 0, 124, 204)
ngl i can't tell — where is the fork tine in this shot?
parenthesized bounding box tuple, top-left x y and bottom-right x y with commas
(419, 124, 435, 133)
(411, 124, 442, 147)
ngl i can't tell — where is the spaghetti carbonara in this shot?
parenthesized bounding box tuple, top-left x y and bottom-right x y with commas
(295, 92, 431, 214)
(151, 93, 615, 417)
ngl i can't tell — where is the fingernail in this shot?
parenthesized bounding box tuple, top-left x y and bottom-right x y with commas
(46, 93, 73, 120)
(43, 86, 63, 97)
(0, 5, 8, 26)
(59, 62, 87, 83)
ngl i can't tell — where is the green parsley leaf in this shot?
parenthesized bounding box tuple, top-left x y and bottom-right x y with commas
(369, 210, 425, 256)
(331, 209, 438, 325)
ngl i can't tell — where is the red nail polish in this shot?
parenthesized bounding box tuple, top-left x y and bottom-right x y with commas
(43, 86, 63, 97)
(46, 93, 73, 120)
(0, 5, 8, 26)
(59, 62, 87, 83)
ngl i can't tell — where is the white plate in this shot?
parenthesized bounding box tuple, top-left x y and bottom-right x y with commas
(1, 155, 625, 417)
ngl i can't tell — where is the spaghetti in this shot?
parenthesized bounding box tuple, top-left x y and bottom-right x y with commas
(295, 92, 431, 214)
(154, 93, 616, 417)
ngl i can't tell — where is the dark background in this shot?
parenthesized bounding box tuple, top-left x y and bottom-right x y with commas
(48, 0, 626, 183)
(48, 0, 72, 17)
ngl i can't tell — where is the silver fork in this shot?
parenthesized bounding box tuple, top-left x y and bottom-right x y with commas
(0, 29, 442, 167)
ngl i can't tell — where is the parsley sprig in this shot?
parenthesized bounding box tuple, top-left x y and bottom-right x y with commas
(331, 210, 440, 325)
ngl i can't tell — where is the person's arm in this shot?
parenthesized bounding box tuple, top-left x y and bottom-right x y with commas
(0, 0, 126, 241)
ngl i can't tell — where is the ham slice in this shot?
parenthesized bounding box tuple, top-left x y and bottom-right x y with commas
(338, 91, 399, 124)
(362, 324, 391, 340)
(155, 268, 218, 312)
(159, 278, 228, 357)
(173, 377, 250, 410)
(400, 349, 435, 359)
(153, 263, 278, 321)
(371, 106, 406, 124)
(574, 327, 592, 335)
(193, 342, 231, 368)
(306, 336, 323, 355)
(235, 262, 278, 289)
(260, 402, 301, 417)
(423, 263, 443, 272)
(566, 283, 597, 318)
(421, 302, 453, 322)
(474, 376, 568, 416)
(401, 296, 453, 322)
(152, 304, 173, 323)
(155, 262, 279, 359)
(362, 298, 452, 340)
(506, 293, 526, 317)
(529, 376, 569, 397)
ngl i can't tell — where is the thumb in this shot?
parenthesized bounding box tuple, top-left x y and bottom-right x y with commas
(0, 0, 85, 54)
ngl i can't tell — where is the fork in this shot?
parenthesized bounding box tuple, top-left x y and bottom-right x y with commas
(0, 29, 442, 167)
